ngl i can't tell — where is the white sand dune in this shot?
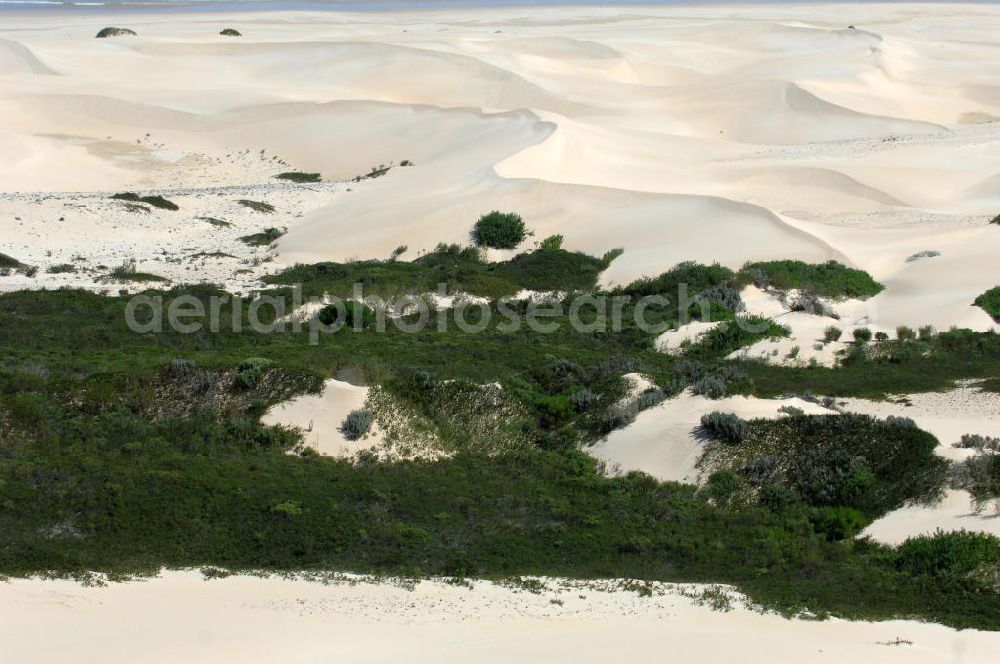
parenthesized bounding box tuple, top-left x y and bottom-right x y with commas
(262, 378, 380, 457)
(3, 570, 1000, 664)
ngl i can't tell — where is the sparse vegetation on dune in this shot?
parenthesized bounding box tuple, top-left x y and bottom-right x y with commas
(237, 199, 276, 213)
(197, 216, 232, 228)
(275, 171, 321, 183)
(111, 192, 179, 211)
(219, 28, 242, 37)
(46, 263, 76, 274)
(95, 27, 137, 39)
(239, 227, 285, 246)
(100, 258, 168, 284)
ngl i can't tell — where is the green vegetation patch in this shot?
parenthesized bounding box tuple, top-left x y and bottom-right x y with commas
(95, 27, 137, 38)
(220, 28, 242, 37)
(738, 260, 884, 299)
(46, 264, 76, 274)
(111, 193, 179, 211)
(0, 252, 23, 269)
(700, 413, 947, 528)
(266, 242, 618, 300)
(238, 199, 276, 214)
(240, 227, 285, 246)
(197, 216, 232, 228)
(975, 287, 1000, 321)
(471, 211, 528, 250)
(275, 172, 321, 183)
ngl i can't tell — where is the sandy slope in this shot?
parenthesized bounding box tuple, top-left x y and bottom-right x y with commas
(1, 3, 998, 331)
(4, 570, 1000, 664)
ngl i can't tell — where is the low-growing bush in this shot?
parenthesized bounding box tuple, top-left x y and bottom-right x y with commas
(874, 331, 889, 342)
(220, 28, 242, 37)
(700, 411, 747, 444)
(275, 172, 321, 183)
(823, 325, 842, 343)
(0, 252, 23, 269)
(316, 300, 376, 330)
(240, 227, 285, 246)
(895, 530, 1000, 580)
(238, 199, 276, 213)
(46, 263, 76, 274)
(471, 211, 527, 249)
(810, 506, 870, 541)
(233, 357, 273, 391)
(111, 192, 178, 211)
(340, 408, 373, 441)
(953, 433, 1000, 452)
(96, 27, 137, 38)
(974, 287, 1000, 321)
(692, 374, 727, 399)
(853, 327, 872, 344)
(738, 260, 884, 299)
(896, 326, 916, 341)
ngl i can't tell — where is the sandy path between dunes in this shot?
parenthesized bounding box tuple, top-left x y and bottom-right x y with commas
(3, 571, 1000, 664)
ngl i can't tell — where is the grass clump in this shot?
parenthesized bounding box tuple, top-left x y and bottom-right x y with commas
(102, 258, 167, 283)
(237, 199, 276, 214)
(96, 27, 137, 38)
(46, 264, 76, 274)
(340, 409, 373, 441)
(275, 172, 321, 183)
(975, 287, 1000, 321)
(240, 227, 285, 246)
(823, 326, 842, 343)
(471, 211, 528, 250)
(739, 260, 884, 299)
(111, 192, 179, 211)
(220, 28, 242, 37)
(197, 216, 232, 228)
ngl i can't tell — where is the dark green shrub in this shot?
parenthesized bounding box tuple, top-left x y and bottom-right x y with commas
(96, 27, 137, 38)
(823, 326, 842, 343)
(810, 506, 870, 540)
(238, 199, 276, 213)
(569, 388, 597, 412)
(316, 300, 376, 330)
(700, 411, 747, 444)
(895, 531, 1000, 579)
(0, 252, 23, 269)
(240, 227, 285, 246)
(703, 470, 743, 507)
(46, 263, 76, 274)
(896, 326, 916, 341)
(340, 409, 373, 441)
(975, 287, 1000, 321)
(853, 327, 873, 344)
(220, 28, 242, 37)
(471, 211, 527, 249)
(874, 331, 889, 342)
(738, 260, 884, 299)
(275, 172, 320, 183)
(111, 192, 178, 211)
(233, 357, 273, 391)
